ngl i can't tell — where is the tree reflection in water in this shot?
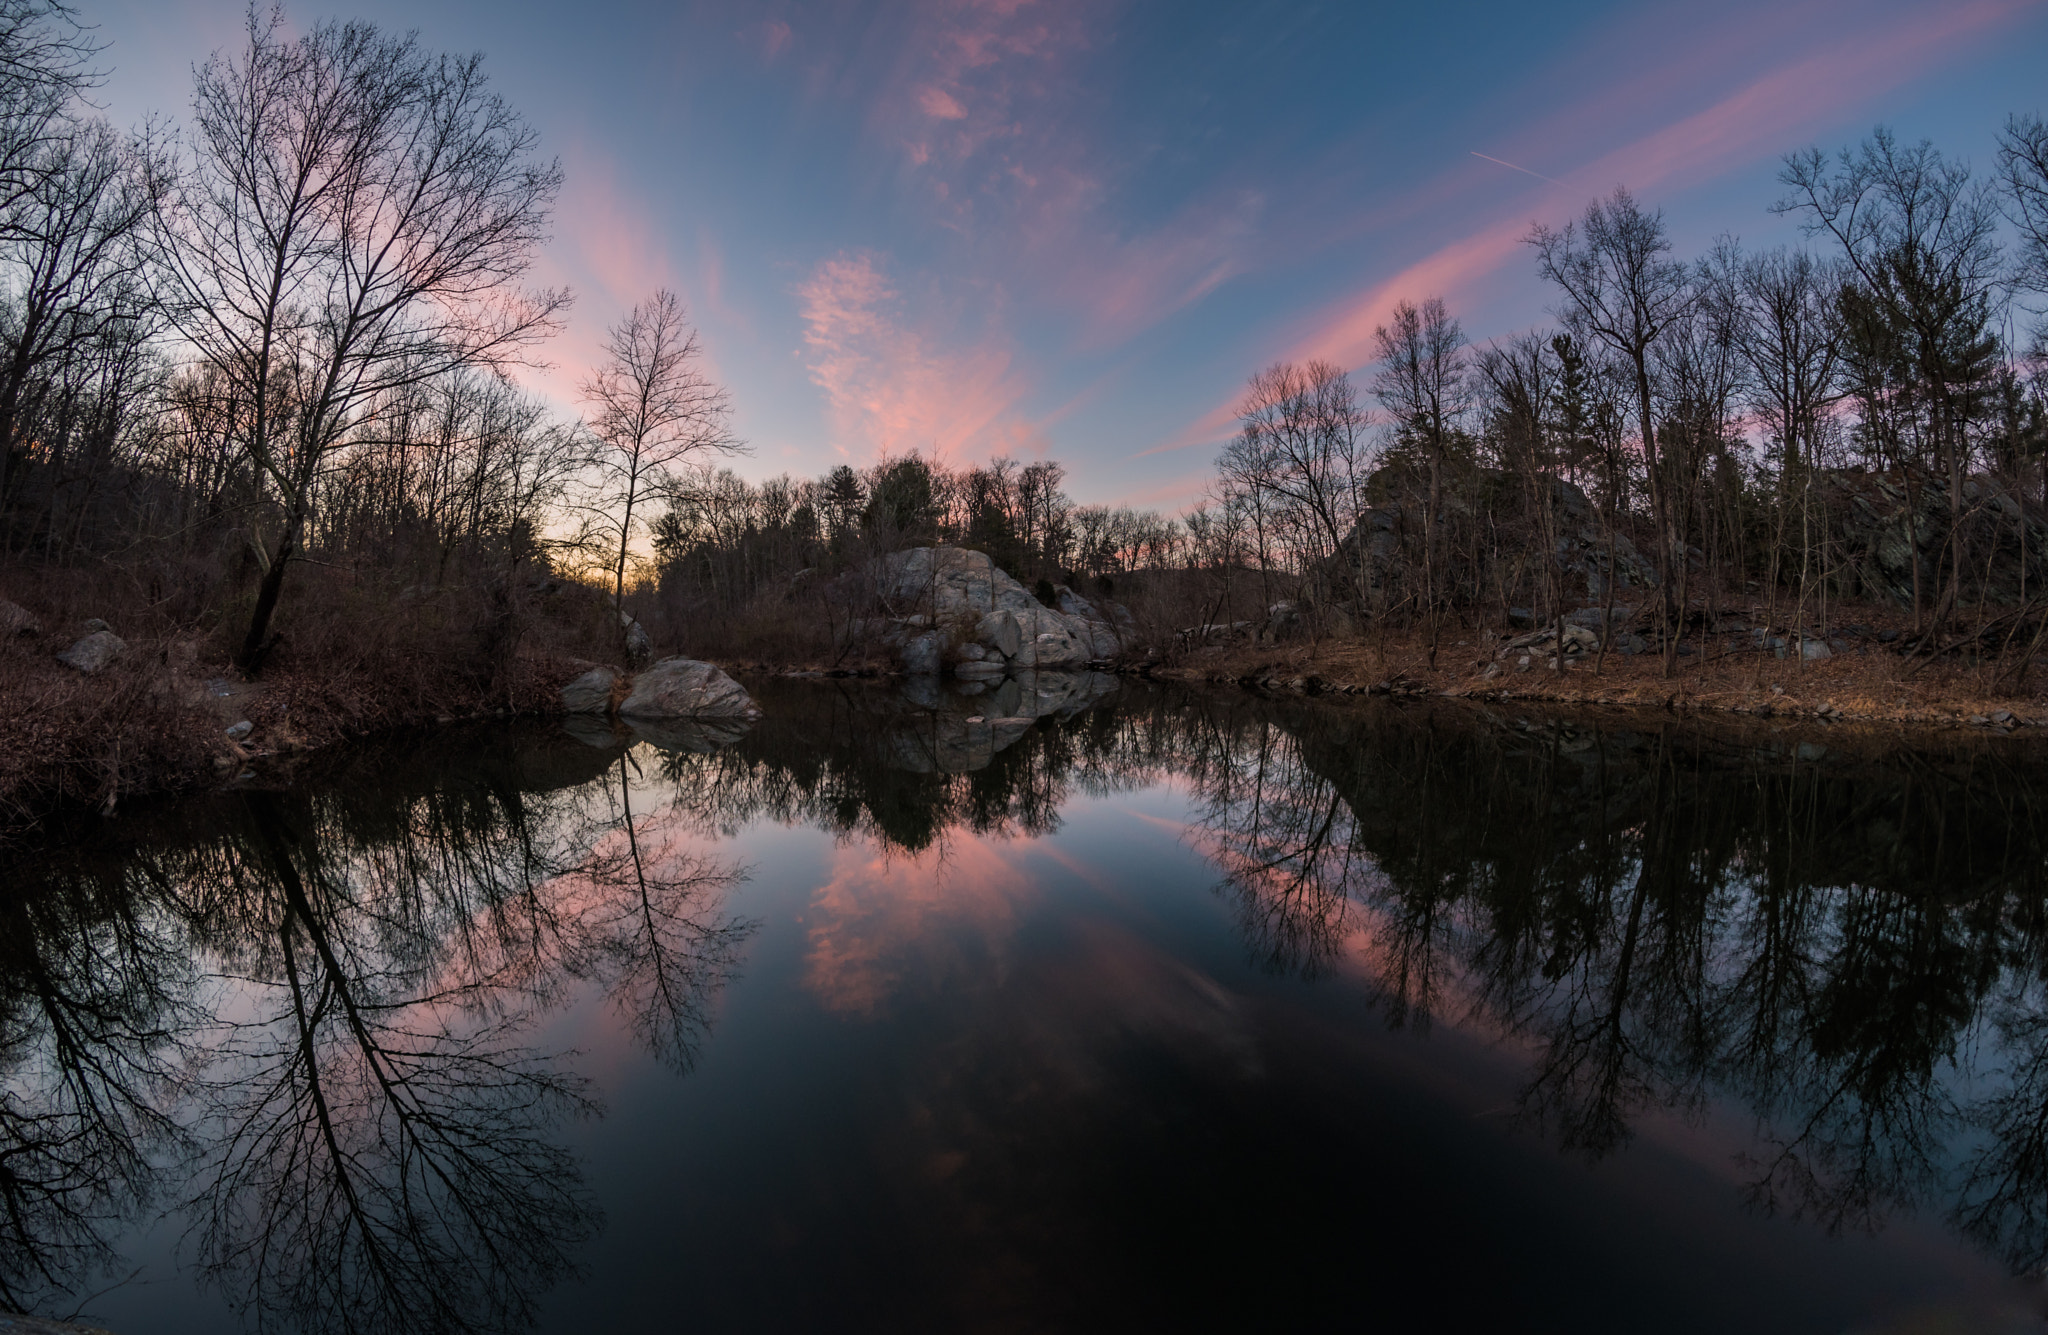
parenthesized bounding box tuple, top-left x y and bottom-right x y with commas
(0, 726, 755, 1332)
(1137, 692, 2048, 1276)
(9, 681, 2048, 1326)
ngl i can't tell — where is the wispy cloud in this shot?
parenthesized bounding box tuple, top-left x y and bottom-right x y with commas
(1140, 0, 2034, 463)
(796, 251, 1040, 462)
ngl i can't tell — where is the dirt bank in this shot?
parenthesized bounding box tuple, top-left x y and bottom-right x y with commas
(1139, 623, 2048, 733)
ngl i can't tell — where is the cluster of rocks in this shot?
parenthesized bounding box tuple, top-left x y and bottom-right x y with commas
(559, 656, 762, 752)
(846, 547, 1132, 678)
(1493, 606, 1648, 667)
(2, 596, 142, 677)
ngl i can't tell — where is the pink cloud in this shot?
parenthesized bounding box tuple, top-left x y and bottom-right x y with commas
(797, 250, 1043, 462)
(919, 85, 968, 120)
(804, 836, 1034, 1015)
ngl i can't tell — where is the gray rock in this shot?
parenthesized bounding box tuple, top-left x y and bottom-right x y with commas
(55, 629, 126, 674)
(1333, 471, 1659, 603)
(561, 666, 619, 714)
(0, 598, 38, 636)
(854, 548, 1128, 670)
(900, 630, 942, 676)
(620, 612, 653, 663)
(956, 643, 987, 662)
(1565, 605, 1636, 629)
(618, 657, 761, 720)
(224, 720, 254, 742)
(1498, 623, 1598, 658)
(1007, 609, 1092, 669)
(976, 609, 1023, 658)
(1800, 637, 1832, 661)
(954, 658, 1006, 681)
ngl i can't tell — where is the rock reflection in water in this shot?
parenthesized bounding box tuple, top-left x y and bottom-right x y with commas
(6, 680, 2048, 1329)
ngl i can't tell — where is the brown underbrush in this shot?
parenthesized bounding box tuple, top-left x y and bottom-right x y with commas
(1145, 611, 2048, 732)
(0, 560, 619, 836)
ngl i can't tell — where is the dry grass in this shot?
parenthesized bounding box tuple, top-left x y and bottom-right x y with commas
(0, 560, 616, 835)
(1145, 611, 2048, 731)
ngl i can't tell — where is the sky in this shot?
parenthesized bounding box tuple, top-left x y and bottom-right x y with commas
(75, 0, 2048, 510)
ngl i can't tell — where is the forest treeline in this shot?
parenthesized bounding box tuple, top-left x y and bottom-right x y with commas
(5, 0, 2048, 688)
(649, 132, 2048, 676)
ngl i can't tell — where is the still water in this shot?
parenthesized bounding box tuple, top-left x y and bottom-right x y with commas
(7, 674, 2048, 1333)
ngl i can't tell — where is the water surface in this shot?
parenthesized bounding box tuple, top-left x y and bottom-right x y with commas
(6, 676, 2048, 1333)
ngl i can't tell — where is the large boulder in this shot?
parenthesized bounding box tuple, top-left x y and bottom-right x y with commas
(852, 548, 1129, 677)
(618, 658, 761, 720)
(560, 666, 619, 714)
(55, 629, 125, 674)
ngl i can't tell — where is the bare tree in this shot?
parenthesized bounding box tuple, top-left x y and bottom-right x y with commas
(1530, 189, 1692, 648)
(1222, 360, 1369, 627)
(1777, 129, 2004, 632)
(581, 289, 739, 609)
(1372, 297, 1469, 663)
(1999, 112, 2048, 327)
(0, 1, 98, 226)
(0, 118, 155, 508)
(149, 8, 567, 671)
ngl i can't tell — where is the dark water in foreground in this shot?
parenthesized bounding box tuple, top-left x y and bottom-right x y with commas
(9, 676, 2048, 1332)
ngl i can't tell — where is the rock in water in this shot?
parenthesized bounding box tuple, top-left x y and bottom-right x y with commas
(224, 720, 254, 742)
(561, 666, 619, 714)
(55, 629, 125, 674)
(618, 657, 761, 720)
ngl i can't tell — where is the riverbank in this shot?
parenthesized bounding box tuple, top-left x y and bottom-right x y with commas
(0, 625, 597, 834)
(12, 610, 2048, 839)
(1138, 622, 2048, 732)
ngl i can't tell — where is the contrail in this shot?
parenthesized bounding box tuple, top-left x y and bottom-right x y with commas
(1471, 151, 1562, 186)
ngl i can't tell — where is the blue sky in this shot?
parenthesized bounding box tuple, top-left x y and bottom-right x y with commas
(80, 0, 2048, 508)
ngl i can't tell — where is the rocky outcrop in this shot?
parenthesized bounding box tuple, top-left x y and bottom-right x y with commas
(1332, 471, 1660, 606)
(847, 547, 1132, 676)
(1818, 468, 2048, 606)
(55, 628, 125, 674)
(618, 657, 760, 721)
(560, 666, 619, 714)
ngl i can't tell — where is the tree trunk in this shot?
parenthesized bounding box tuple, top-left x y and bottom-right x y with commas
(239, 497, 307, 672)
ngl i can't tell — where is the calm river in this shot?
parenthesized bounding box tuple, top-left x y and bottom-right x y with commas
(5, 675, 2048, 1333)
